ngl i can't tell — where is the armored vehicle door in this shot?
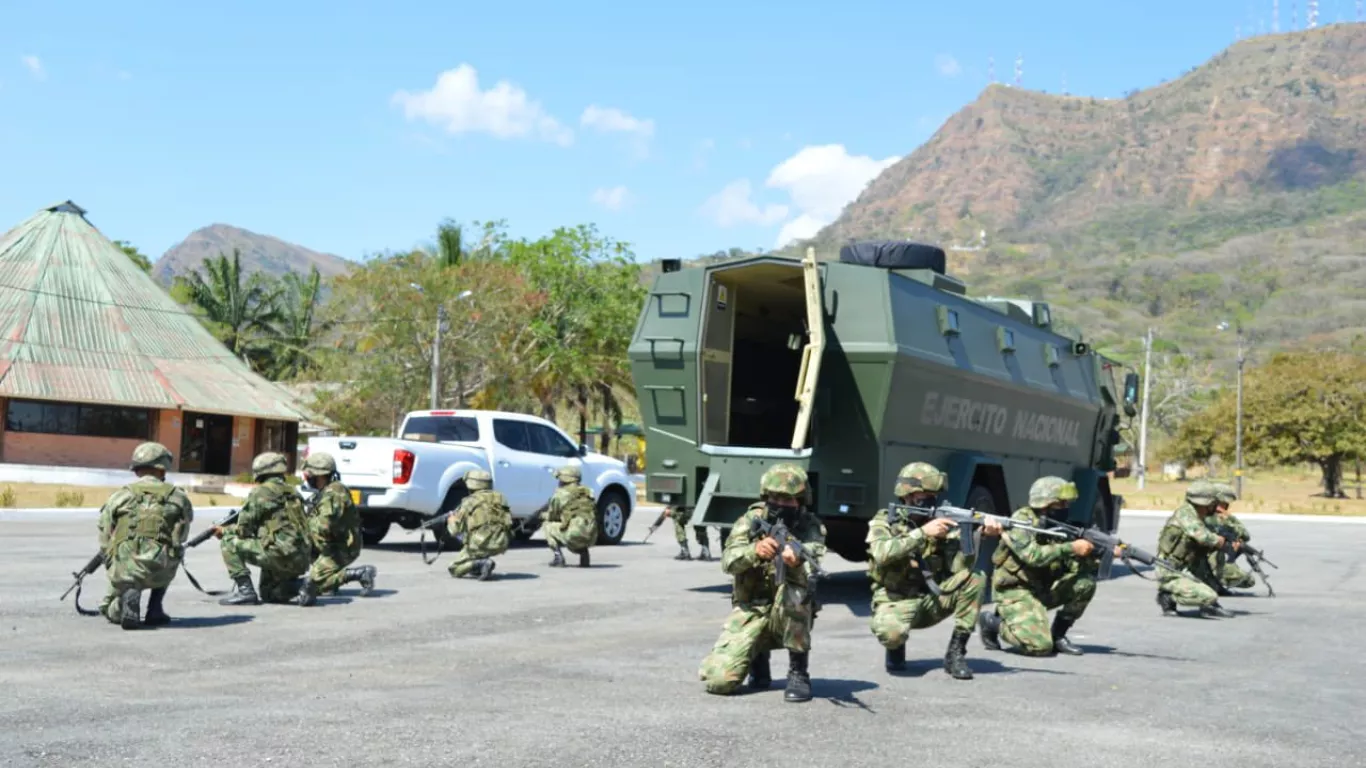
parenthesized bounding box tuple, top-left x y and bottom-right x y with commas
(790, 247, 825, 450)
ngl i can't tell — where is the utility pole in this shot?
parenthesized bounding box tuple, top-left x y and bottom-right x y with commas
(431, 304, 445, 410)
(1137, 327, 1154, 490)
(1235, 327, 1245, 497)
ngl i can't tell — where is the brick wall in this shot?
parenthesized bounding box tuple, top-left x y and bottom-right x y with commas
(2, 431, 148, 469)
(155, 410, 183, 470)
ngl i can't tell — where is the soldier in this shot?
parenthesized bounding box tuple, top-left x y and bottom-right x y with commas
(96, 442, 194, 629)
(445, 469, 512, 581)
(698, 464, 826, 703)
(1155, 480, 1236, 617)
(978, 477, 1114, 657)
(1206, 482, 1256, 593)
(296, 452, 377, 606)
(214, 452, 311, 605)
(541, 465, 597, 568)
(671, 507, 713, 562)
(867, 462, 1001, 679)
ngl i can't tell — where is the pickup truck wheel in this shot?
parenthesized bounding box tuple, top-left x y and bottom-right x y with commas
(360, 520, 391, 547)
(596, 489, 629, 545)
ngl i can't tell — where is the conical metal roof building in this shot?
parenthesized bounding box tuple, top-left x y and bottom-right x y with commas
(0, 201, 312, 475)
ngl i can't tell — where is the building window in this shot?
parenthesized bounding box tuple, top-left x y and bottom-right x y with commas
(4, 399, 152, 440)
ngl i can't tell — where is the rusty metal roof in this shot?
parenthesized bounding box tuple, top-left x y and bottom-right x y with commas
(0, 201, 313, 422)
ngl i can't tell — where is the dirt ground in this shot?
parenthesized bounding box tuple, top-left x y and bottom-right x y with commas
(1111, 467, 1366, 516)
(0, 482, 232, 509)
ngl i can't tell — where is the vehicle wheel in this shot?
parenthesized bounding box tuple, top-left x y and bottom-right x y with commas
(360, 519, 391, 547)
(596, 489, 630, 545)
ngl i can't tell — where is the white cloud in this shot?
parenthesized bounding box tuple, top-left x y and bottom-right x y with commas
(699, 179, 789, 228)
(934, 53, 961, 78)
(580, 105, 654, 138)
(591, 185, 632, 211)
(21, 55, 44, 80)
(391, 63, 573, 146)
(765, 144, 900, 247)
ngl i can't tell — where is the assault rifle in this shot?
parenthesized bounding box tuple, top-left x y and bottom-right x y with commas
(1213, 525, 1277, 597)
(1044, 518, 1190, 582)
(417, 512, 462, 565)
(642, 507, 671, 543)
(748, 514, 828, 586)
(185, 509, 241, 549)
(59, 551, 107, 616)
(887, 502, 1065, 557)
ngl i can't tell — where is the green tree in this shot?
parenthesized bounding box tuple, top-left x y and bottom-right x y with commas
(1168, 350, 1366, 496)
(114, 240, 153, 273)
(179, 248, 285, 365)
(269, 265, 330, 380)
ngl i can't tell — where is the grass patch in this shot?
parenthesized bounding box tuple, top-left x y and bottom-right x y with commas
(1112, 468, 1366, 516)
(0, 482, 233, 509)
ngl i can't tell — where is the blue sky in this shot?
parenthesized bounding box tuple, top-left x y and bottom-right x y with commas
(1, 1, 1360, 265)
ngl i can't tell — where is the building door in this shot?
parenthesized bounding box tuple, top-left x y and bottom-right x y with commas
(180, 412, 235, 475)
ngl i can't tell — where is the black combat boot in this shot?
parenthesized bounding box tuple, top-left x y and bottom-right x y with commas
(696, 545, 712, 562)
(784, 651, 812, 702)
(944, 630, 974, 679)
(747, 651, 772, 689)
(219, 574, 260, 605)
(1051, 614, 1083, 656)
(1200, 602, 1235, 618)
(143, 587, 171, 627)
(885, 644, 906, 672)
(1157, 591, 1178, 616)
(120, 588, 143, 630)
(296, 578, 318, 607)
(978, 608, 1002, 651)
(477, 559, 497, 581)
(343, 565, 377, 596)
(578, 549, 590, 568)
(675, 545, 692, 561)
(549, 548, 565, 567)
(1216, 584, 1234, 597)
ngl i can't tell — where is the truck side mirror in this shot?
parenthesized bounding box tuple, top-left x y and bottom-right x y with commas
(1122, 372, 1139, 416)
(578, 443, 588, 457)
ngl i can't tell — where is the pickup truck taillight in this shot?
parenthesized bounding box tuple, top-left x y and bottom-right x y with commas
(393, 449, 416, 484)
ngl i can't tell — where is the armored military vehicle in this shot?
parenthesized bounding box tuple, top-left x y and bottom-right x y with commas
(627, 241, 1139, 565)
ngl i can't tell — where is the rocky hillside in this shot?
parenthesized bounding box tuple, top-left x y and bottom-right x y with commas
(153, 224, 354, 285)
(791, 24, 1366, 364)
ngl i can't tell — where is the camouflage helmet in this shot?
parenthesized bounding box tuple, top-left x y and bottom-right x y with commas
(464, 468, 493, 490)
(1185, 480, 1220, 507)
(759, 464, 808, 498)
(129, 442, 173, 471)
(894, 462, 946, 497)
(251, 452, 289, 479)
(301, 452, 337, 477)
(1211, 482, 1237, 505)
(553, 465, 581, 483)
(1029, 476, 1079, 508)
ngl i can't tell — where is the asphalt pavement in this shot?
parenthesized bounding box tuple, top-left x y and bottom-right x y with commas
(2, 507, 1363, 767)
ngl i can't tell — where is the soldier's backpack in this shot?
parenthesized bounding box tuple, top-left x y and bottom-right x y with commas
(112, 482, 184, 548)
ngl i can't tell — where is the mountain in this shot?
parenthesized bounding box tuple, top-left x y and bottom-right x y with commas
(153, 223, 354, 285)
(794, 24, 1366, 364)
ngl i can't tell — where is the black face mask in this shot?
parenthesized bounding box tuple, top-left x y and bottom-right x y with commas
(766, 501, 798, 522)
(1044, 504, 1070, 521)
(912, 495, 938, 509)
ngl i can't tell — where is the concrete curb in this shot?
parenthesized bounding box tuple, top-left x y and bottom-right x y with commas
(1120, 509, 1366, 524)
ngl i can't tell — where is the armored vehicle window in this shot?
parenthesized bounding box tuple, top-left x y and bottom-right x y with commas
(997, 327, 1016, 352)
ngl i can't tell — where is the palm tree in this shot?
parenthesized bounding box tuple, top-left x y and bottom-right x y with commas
(181, 248, 285, 363)
(270, 266, 331, 379)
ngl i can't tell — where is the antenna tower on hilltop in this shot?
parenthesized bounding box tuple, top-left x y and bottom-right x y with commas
(1307, 0, 1318, 27)
(988, 55, 996, 84)
(1014, 53, 1023, 87)
(1274, 0, 1280, 31)
(1358, 0, 1363, 21)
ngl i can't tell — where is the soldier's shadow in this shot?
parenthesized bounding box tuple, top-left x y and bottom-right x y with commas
(891, 657, 1070, 677)
(1074, 644, 1190, 661)
(817, 678, 880, 711)
(164, 615, 255, 628)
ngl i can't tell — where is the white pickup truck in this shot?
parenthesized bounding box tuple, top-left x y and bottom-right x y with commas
(304, 409, 637, 547)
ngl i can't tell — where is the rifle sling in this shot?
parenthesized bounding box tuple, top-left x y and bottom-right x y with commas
(71, 577, 102, 617)
(420, 528, 445, 565)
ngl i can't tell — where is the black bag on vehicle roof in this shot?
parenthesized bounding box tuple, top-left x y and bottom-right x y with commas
(838, 241, 946, 274)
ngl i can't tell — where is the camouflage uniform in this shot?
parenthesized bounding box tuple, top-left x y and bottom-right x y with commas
(867, 462, 983, 680)
(1155, 481, 1234, 617)
(698, 464, 826, 703)
(978, 477, 1096, 656)
(671, 506, 713, 562)
(297, 452, 376, 606)
(1205, 482, 1255, 590)
(542, 465, 597, 568)
(96, 442, 194, 629)
(446, 469, 512, 581)
(218, 452, 312, 605)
